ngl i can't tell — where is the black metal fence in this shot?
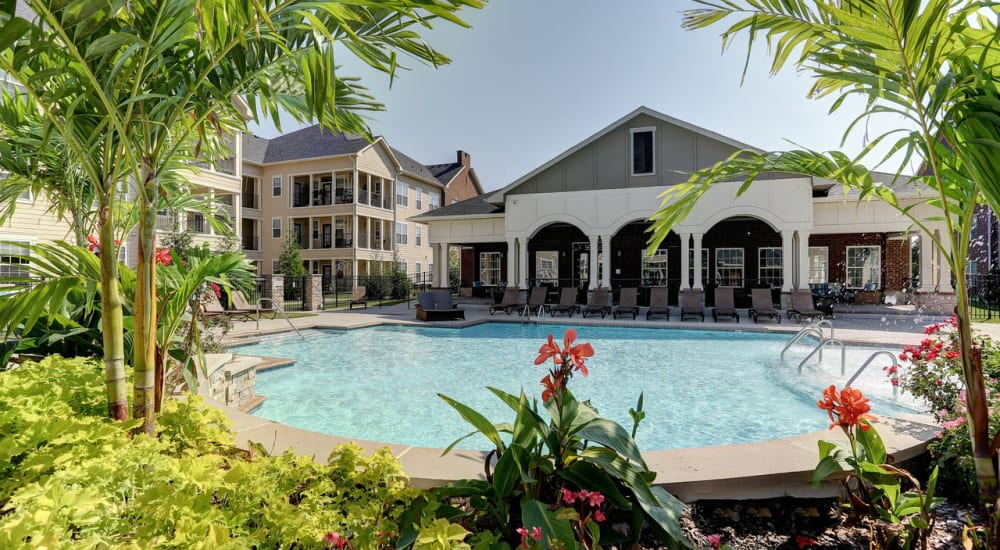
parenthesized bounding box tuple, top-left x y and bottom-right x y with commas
(968, 273, 1000, 320)
(322, 272, 434, 309)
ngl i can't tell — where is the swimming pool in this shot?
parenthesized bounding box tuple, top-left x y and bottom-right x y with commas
(235, 323, 922, 451)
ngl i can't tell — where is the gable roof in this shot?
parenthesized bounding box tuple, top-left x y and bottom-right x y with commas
(241, 134, 270, 164)
(410, 192, 503, 221)
(391, 147, 444, 187)
(260, 125, 371, 163)
(426, 163, 464, 185)
(491, 105, 760, 204)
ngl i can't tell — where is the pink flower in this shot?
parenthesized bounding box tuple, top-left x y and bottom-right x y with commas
(585, 490, 604, 507)
(516, 526, 542, 548)
(154, 248, 172, 266)
(561, 487, 576, 505)
(593, 510, 606, 523)
(323, 532, 347, 549)
(209, 282, 222, 298)
(706, 534, 722, 549)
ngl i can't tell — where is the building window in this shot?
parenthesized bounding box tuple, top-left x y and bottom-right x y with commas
(396, 181, 408, 207)
(396, 260, 407, 273)
(480, 252, 502, 285)
(0, 241, 30, 279)
(415, 225, 422, 246)
(689, 249, 709, 287)
(428, 192, 440, 210)
(715, 248, 744, 287)
(395, 222, 408, 245)
(272, 176, 282, 197)
(808, 247, 829, 285)
(271, 260, 280, 274)
(271, 218, 281, 239)
(846, 245, 880, 288)
(630, 127, 655, 176)
(415, 188, 423, 210)
(641, 249, 668, 286)
(758, 247, 783, 287)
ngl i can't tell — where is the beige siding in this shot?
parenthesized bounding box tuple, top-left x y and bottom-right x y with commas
(355, 143, 395, 179)
(395, 174, 441, 275)
(2, 199, 74, 243)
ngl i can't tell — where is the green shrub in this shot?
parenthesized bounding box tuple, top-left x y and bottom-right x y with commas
(0, 355, 418, 548)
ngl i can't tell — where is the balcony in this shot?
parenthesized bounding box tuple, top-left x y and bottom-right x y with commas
(187, 213, 207, 234)
(242, 235, 259, 251)
(242, 194, 260, 209)
(335, 233, 353, 248)
(311, 236, 333, 249)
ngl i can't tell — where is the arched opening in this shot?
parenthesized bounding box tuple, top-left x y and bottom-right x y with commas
(610, 220, 680, 305)
(703, 217, 781, 307)
(528, 222, 590, 302)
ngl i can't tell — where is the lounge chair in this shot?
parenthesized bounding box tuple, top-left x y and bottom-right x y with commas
(489, 286, 520, 315)
(349, 287, 367, 309)
(581, 288, 611, 318)
(613, 287, 639, 320)
(788, 289, 824, 323)
(748, 288, 781, 324)
(680, 288, 705, 321)
(712, 287, 739, 323)
(416, 290, 465, 321)
(549, 287, 579, 317)
(230, 291, 269, 321)
(645, 287, 670, 320)
(202, 293, 226, 318)
(520, 287, 548, 317)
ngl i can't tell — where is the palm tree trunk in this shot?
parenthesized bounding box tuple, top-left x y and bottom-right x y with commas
(98, 193, 128, 420)
(132, 175, 158, 435)
(954, 280, 999, 503)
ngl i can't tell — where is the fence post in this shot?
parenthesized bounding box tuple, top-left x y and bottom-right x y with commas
(304, 274, 323, 311)
(270, 275, 285, 312)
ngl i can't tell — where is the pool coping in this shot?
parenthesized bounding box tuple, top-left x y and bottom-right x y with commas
(217, 312, 941, 502)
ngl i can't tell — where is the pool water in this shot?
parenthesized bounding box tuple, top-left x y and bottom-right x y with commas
(235, 324, 922, 451)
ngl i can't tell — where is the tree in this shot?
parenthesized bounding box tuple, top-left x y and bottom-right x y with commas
(0, 0, 482, 433)
(650, 1, 1000, 504)
(276, 234, 307, 278)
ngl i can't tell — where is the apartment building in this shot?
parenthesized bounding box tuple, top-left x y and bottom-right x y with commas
(240, 126, 477, 289)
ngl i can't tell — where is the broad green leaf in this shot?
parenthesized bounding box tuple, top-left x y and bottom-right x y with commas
(439, 394, 505, 452)
(521, 498, 578, 550)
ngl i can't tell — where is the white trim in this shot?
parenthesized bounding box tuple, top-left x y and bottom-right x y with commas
(629, 126, 656, 177)
(846, 245, 881, 289)
(271, 217, 281, 239)
(271, 175, 282, 197)
(757, 246, 782, 284)
(808, 246, 829, 285)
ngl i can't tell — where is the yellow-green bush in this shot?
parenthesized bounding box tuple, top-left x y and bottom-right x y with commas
(0, 356, 419, 548)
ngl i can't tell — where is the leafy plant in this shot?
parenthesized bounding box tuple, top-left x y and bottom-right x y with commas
(414, 328, 691, 549)
(813, 385, 944, 549)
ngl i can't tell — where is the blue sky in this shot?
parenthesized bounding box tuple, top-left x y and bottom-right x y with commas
(249, 0, 913, 191)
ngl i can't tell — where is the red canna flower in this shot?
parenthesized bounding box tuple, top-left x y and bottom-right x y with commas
(541, 373, 563, 402)
(154, 248, 172, 266)
(795, 534, 817, 549)
(86, 234, 100, 252)
(817, 385, 877, 432)
(563, 328, 595, 376)
(534, 333, 562, 366)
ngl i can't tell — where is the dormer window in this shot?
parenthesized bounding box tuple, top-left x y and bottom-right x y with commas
(630, 127, 655, 176)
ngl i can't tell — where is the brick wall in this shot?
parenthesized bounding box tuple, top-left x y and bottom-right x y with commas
(461, 247, 474, 286)
(443, 151, 483, 205)
(884, 237, 910, 291)
(808, 233, 903, 289)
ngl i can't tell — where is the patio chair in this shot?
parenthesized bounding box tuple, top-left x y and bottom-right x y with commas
(489, 286, 520, 315)
(549, 287, 579, 317)
(349, 287, 367, 310)
(645, 287, 670, 320)
(680, 288, 705, 321)
(581, 288, 611, 318)
(712, 287, 739, 323)
(613, 287, 639, 320)
(788, 289, 824, 323)
(202, 293, 226, 318)
(230, 291, 266, 321)
(415, 290, 465, 321)
(520, 286, 548, 317)
(748, 288, 781, 324)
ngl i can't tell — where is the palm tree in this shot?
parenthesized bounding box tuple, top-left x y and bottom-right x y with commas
(651, 1, 1000, 503)
(0, 0, 482, 433)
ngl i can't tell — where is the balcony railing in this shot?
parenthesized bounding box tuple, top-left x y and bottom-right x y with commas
(242, 194, 260, 209)
(311, 236, 333, 249)
(187, 215, 206, 234)
(242, 235, 259, 251)
(335, 234, 353, 248)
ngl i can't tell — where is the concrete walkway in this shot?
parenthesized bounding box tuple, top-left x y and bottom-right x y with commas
(214, 300, 968, 501)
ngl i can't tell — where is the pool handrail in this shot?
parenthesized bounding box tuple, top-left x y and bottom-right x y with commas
(796, 338, 847, 375)
(845, 350, 900, 397)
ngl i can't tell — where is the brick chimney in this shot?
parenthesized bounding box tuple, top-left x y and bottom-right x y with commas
(457, 150, 471, 168)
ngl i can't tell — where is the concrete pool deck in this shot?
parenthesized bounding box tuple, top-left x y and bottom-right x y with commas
(215, 300, 972, 501)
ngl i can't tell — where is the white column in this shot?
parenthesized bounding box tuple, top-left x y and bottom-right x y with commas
(692, 233, 704, 289)
(506, 237, 517, 285)
(519, 238, 529, 288)
(589, 234, 600, 289)
(781, 230, 795, 291)
(936, 229, 949, 292)
(600, 234, 612, 288)
(796, 230, 811, 289)
(919, 231, 935, 292)
(438, 242, 450, 288)
(680, 233, 691, 290)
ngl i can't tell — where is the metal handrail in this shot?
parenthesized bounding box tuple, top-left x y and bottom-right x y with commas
(781, 325, 825, 359)
(845, 351, 900, 397)
(797, 338, 847, 375)
(258, 298, 303, 338)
